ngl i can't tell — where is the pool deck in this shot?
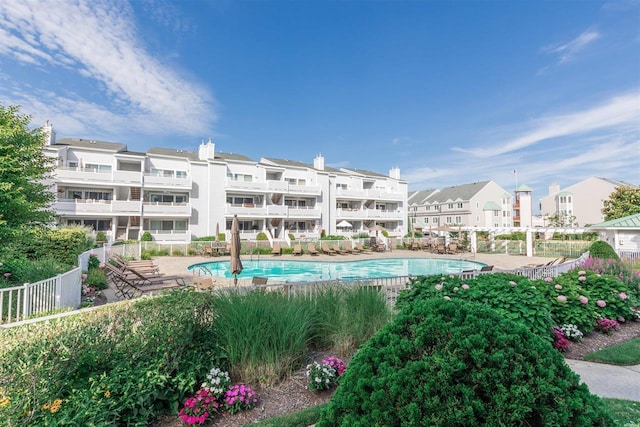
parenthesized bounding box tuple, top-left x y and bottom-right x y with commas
(145, 250, 557, 290)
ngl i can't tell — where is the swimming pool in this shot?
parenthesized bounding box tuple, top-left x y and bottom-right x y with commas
(188, 258, 485, 282)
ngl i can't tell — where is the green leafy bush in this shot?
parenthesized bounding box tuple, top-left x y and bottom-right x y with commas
(589, 240, 619, 260)
(84, 268, 107, 290)
(318, 299, 612, 426)
(95, 231, 107, 242)
(397, 273, 553, 340)
(0, 256, 72, 286)
(255, 232, 268, 240)
(87, 254, 100, 270)
(141, 231, 153, 242)
(0, 291, 220, 426)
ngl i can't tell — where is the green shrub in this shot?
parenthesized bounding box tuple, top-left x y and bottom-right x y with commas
(140, 231, 153, 242)
(589, 240, 619, 260)
(0, 256, 72, 285)
(172, 249, 184, 256)
(0, 291, 220, 426)
(87, 254, 100, 270)
(318, 299, 612, 427)
(397, 273, 553, 340)
(84, 268, 107, 290)
(381, 230, 389, 238)
(193, 236, 217, 242)
(256, 232, 268, 241)
(288, 233, 295, 241)
(95, 231, 107, 243)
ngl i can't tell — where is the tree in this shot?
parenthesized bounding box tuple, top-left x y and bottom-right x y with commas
(0, 105, 55, 236)
(602, 186, 640, 221)
(545, 212, 577, 227)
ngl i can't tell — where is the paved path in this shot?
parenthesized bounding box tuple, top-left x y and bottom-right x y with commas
(565, 360, 640, 402)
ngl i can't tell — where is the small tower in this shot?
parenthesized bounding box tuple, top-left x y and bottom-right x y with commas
(313, 153, 325, 170)
(198, 138, 215, 160)
(514, 184, 533, 227)
(389, 166, 400, 180)
(43, 120, 56, 145)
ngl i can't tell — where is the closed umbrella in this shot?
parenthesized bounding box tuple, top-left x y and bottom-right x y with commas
(215, 222, 220, 243)
(230, 215, 243, 286)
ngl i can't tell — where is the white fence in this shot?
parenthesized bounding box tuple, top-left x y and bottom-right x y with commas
(0, 267, 82, 324)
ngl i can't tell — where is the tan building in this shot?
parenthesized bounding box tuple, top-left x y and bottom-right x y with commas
(539, 177, 637, 227)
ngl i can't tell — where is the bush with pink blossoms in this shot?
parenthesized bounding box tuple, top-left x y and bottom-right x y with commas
(224, 384, 258, 414)
(322, 356, 346, 377)
(179, 389, 219, 425)
(552, 327, 570, 351)
(595, 318, 620, 334)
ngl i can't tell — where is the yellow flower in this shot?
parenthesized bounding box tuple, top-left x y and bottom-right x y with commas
(0, 397, 10, 408)
(49, 399, 62, 413)
(42, 402, 50, 410)
(104, 391, 111, 398)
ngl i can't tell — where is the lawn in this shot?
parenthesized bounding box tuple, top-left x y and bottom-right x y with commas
(584, 337, 640, 365)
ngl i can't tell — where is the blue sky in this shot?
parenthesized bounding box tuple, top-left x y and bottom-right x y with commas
(1, 0, 638, 209)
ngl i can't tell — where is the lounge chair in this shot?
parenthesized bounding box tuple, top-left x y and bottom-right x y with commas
(112, 255, 159, 272)
(108, 257, 160, 276)
(271, 243, 282, 256)
(307, 243, 319, 255)
(193, 276, 216, 291)
(410, 241, 420, 251)
(343, 241, 355, 254)
(110, 261, 188, 287)
(105, 264, 181, 299)
(332, 243, 346, 255)
(479, 265, 494, 272)
(321, 243, 337, 255)
(447, 244, 458, 254)
(252, 276, 268, 286)
(435, 244, 446, 254)
(293, 244, 303, 255)
(355, 242, 368, 252)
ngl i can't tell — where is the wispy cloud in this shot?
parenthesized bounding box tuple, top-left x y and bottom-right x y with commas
(0, 0, 215, 138)
(543, 30, 600, 64)
(452, 91, 639, 158)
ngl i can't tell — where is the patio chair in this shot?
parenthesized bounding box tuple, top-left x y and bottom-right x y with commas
(307, 243, 319, 255)
(193, 276, 216, 291)
(447, 243, 458, 254)
(118, 263, 189, 287)
(112, 255, 159, 273)
(105, 264, 180, 299)
(479, 265, 494, 272)
(355, 242, 369, 252)
(271, 243, 282, 256)
(410, 241, 420, 251)
(293, 244, 303, 255)
(202, 246, 214, 257)
(435, 244, 446, 254)
(321, 243, 337, 255)
(343, 241, 355, 254)
(332, 243, 346, 255)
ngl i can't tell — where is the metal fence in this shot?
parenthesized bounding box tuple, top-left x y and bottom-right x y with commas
(0, 267, 82, 324)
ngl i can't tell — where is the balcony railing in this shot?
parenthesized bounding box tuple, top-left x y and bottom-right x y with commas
(143, 202, 191, 216)
(55, 167, 143, 186)
(335, 188, 403, 201)
(288, 207, 321, 218)
(143, 173, 191, 189)
(53, 199, 113, 215)
(336, 208, 403, 219)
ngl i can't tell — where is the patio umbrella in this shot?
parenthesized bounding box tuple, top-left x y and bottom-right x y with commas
(337, 220, 352, 228)
(230, 215, 243, 286)
(215, 222, 220, 242)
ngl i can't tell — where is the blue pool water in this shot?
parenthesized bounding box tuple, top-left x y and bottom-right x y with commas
(188, 258, 485, 282)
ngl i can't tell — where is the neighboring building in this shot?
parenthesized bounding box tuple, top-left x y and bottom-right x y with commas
(42, 127, 407, 242)
(539, 177, 637, 227)
(407, 181, 513, 230)
(590, 213, 640, 253)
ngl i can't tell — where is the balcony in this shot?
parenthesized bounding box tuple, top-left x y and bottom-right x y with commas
(112, 170, 143, 185)
(143, 202, 191, 217)
(288, 184, 321, 195)
(226, 179, 268, 192)
(335, 188, 366, 199)
(267, 180, 289, 192)
(147, 230, 190, 242)
(335, 188, 404, 201)
(112, 200, 142, 215)
(53, 199, 113, 215)
(288, 207, 321, 218)
(267, 205, 289, 216)
(143, 173, 192, 189)
(336, 208, 364, 219)
(225, 204, 268, 216)
(55, 167, 143, 186)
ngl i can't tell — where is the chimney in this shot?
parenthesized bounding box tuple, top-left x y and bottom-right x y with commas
(198, 138, 215, 160)
(549, 183, 560, 195)
(389, 166, 400, 180)
(313, 153, 325, 170)
(43, 120, 56, 146)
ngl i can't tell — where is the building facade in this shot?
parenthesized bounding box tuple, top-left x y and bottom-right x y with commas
(539, 177, 636, 227)
(43, 129, 408, 243)
(407, 181, 514, 231)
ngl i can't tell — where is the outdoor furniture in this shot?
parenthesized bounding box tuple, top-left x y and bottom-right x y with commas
(355, 242, 368, 252)
(342, 241, 355, 254)
(410, 241, 420, 251)
(112, 255, 159, 272)
(332, 243, 346, 255)
(307, 243, 319, 255)
(447, 243, 458, 254)
(435, 244, 446, 254)
(480, 265, 494, 272)
(193, 276, 216, 291)
(293, 244, 303, 255)
(252, 276, 268, 286)
(203, 246, 214, 257)
(105, 264, 182, 299)
(321, 243, 337, 255)
(271, 243, 282, 256)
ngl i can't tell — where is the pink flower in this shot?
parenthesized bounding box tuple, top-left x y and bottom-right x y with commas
(618, 317, 626, 323)
(509, 281, 517, 287)
(461, 284, 469, 290)
(557, 295, 567, 302)
(544, 277, 553, 283)
(579, 295, 588, 304)
(597, 300, 606, 308)
(434, 284, 443, 291)
(578, 276, 586, 282)
(443, 296, 451, 301)
(3, 273, 11, 278)
(554, 284, 562, 290)
(81, 273, 88, 281)
(619, 292, 628, 300)
(578, 271, 586, 275)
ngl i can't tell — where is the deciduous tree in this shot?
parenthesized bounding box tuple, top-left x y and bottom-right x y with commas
(602, 186, 640, 221)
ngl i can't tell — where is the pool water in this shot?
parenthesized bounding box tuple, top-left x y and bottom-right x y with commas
(188, 258, 485, 282)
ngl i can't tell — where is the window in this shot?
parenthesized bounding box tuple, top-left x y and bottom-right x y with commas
(446, 216, 452, 223)
(448, 203, 453, 209)
(455, 216, 461, 223)
(494, 211, 499, 216)
(424, 218, 429, 223)
(176, 171, 187, 178)
(457, 203, 463, 208)
(426, 206, 430, 211)
(298, 179, 306, 186)
(68, 161, 78, 169)
(336, 183, 347, 190)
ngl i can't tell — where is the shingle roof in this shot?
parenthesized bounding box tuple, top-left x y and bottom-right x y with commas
(148, 147, 200, 161)
(261, 157, 313, 169)
(425, 181, 491, 203)
(483, 201, 501, 211)
(341, 168, 388, 179)
(214, 152, 255, 162)
(408, 190, 438, 204)
(54, 138, 127, 152)
(589, 213, 640, 229)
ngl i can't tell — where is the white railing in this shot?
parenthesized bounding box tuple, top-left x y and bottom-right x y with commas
(618, 250, 640, 261)
(143, 174, 192, 189)
(0, 268, 82, 325)
(143, 202, 191, 216)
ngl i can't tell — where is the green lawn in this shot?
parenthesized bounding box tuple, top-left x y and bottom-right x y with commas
(584, 337, 640, 365)
(603, 398, 640, 426)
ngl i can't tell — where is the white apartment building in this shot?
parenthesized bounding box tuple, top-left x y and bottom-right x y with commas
(43, 128, 408, 243)
(408, 181, 514, 230)
(539, 177, 637, 227)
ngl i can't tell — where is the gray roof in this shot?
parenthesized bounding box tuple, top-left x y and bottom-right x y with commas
(341, 168, 388, 179)
(214, 152, 255, 162)
(425, 181, 491, 203)
(408, 190, 438, 204)
(54, 138, 127, 152)
(598, 177, 638, 188)
(148, 147, 200, 161)
(590, 212, 640, 229)
(261, 157, 313, 169)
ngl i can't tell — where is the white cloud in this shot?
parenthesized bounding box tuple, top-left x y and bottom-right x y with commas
(0, 0, 215, 137)
(543, 30, 601, 64)
(452, 91, 640, 158)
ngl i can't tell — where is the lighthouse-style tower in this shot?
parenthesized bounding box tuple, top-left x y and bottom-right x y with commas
(514, 185, 533, 227)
